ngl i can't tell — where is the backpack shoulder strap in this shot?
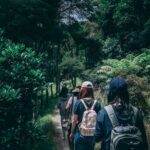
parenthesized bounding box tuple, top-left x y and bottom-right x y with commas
(91, 100, 97, 110)
(104, 105, 119, 128)
(80, 99, 88, 110)
(131, 105, 138, 117)
(70, 96, 74, 114)
(131, 105, 138, 125)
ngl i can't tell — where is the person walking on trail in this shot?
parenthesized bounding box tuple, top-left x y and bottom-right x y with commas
(66, 87, 80, 118)
(66, 87, 80, 150)
(70, 81, 101, 150)
(94, 77, 148, 150)
(58, 84, 69, 139)
(59, 83, 68, 98)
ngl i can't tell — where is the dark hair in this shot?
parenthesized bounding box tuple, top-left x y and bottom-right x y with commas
(73, 92, 79, 99)
(59, 86, 68, 98)
(79, 87, 94, 99)
(76, 85, 81, 89)
(107, 77, 129, 104)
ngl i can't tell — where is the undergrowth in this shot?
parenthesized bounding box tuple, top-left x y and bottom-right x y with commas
(33, 97, 58, 150)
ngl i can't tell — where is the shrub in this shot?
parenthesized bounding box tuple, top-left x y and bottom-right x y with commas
(0, 35, 46, 149)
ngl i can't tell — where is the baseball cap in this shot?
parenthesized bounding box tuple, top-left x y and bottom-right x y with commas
(109, 77, 127, 93)
(81, 81, 93, 88)
(72, 88, 80, 93)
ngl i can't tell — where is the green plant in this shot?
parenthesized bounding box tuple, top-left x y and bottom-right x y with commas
(0, 36, 47, 150)
(59, 54, 84, 87)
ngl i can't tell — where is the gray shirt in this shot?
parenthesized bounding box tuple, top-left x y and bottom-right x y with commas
(68, 96, 78, 115)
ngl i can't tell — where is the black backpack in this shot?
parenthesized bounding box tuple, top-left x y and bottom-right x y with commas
(104, 105, 144, 150)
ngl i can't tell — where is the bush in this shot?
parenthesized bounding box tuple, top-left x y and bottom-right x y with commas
(0, 35, 47, 150)
(127, 75, 150, 116)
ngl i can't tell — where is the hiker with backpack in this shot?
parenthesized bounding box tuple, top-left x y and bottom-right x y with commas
(94, 77, 148, 150)
(66, 87, 80, 150)
(66, 87, 81, 117)
(70, 81, 101, 150)
(58, 83, 69, 139)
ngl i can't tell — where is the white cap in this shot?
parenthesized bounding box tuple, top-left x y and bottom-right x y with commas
(72, 88, 80, 93)
(81, 81, 93, 88)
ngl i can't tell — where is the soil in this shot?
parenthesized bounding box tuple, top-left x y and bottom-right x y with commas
(52, 108, 70, 150)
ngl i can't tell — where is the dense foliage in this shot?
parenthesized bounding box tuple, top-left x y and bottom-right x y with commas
(59, 53, 84, 87)
(96, 0, 150, 56)
(0, 35, 47, 149)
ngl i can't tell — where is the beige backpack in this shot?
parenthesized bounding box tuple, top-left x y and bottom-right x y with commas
(79, 99, 97, 136)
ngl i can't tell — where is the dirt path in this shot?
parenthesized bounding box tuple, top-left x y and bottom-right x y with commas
(52, 108, 70, 150)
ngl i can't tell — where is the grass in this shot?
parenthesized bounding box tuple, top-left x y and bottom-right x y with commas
(34, 97, 58, 150)
(40, 95, 58, 116)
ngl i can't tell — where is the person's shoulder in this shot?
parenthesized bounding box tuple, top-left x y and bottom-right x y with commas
(75, 100, 82, 105)
(96, 107, 107, 122)
(73, 99, 80, 107)
(100, 107, 106, 112)
(98, 106, 108, 115)
(73, 100, 82, 113)
(74, 100, 85, 109)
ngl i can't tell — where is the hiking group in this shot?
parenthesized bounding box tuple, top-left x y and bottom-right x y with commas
(57, 77, 148, 150)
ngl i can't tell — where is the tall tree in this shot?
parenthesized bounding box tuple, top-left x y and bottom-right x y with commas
(95, 0, 150, 56)
(0, 0, 61, 48)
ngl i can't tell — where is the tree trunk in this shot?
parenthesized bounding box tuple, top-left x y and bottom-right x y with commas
(55, 43, 61, 97)
(50, 84, 53, 98)
(46, 87, 49, 106)
(71, 77, 76, 88)
(74, 77, 76, 88)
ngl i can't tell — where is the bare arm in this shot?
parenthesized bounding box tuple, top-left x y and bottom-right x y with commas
(66, 103, 71, 111)
(66, 96, 73, 111)
(70, 114, 78, 140)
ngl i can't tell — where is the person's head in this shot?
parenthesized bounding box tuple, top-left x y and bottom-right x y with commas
(80, 81, 94, 99)
(76, 85, 81, 90)
(108, 77, 129, 104)
(72, 88, 80, 98)
(59, 84, 68, 97)
(62, 82, 67, 87)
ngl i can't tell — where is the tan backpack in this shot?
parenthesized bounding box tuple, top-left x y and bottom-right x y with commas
(79, 99, 97, 136)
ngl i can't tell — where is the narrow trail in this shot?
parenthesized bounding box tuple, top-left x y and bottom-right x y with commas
(52, 108, 70, 150)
